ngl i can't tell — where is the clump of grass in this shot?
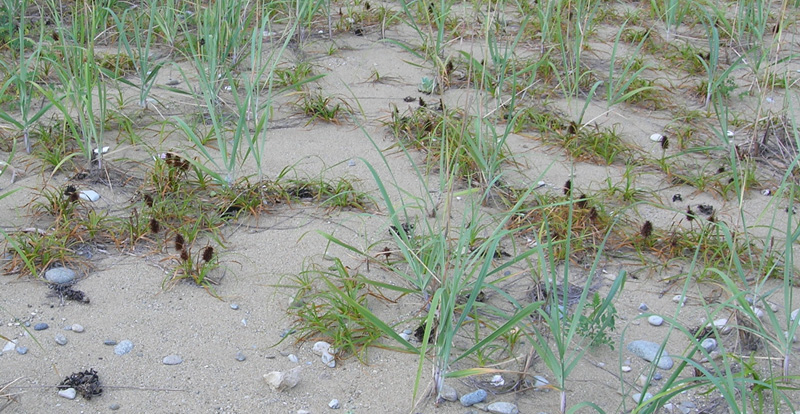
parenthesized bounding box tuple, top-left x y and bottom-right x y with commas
(553, 123, 632, 165)
(281, 258, 405, 363)
(164, 233, 220, 291)
(296, 92, 347, 124)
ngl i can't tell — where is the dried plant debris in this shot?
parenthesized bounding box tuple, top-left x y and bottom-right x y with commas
(389, 222, 414, 237)
(58, 369, 102, 400)
(49, 284, 90, 304)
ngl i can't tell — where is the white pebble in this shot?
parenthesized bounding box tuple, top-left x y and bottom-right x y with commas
(58, 388, 77, 399)
(621, 366, 632, 372)
(700, 338, 717, 352)
(71, 324, 84, 333)
(312, 341, 332, 356)
(791, 309, 799, 321)
(79, 190, 100, 202)
(649, 133, 665, 142)
(328, 399, 340, 409)
(672, 295, 686, 306)
(648, 315, 664, 326)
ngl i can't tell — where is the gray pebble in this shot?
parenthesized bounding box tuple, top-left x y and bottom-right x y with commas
(439, 384, 458, 401)
(104, 340, 117, 346)
(487, 402, 519, 414)
(71, 324, 84, 333)
(533, 375, 549, 387)
(23, 321, 30, 327)
(34, 323, 49, 331)
(791, 309, 799, 321)
(627, 340, 673, 369)
(230, 303, 239, 310)
(632, 392, 653, 404)
(16, 346, 28, 355)
(648, 315, 664, 326)
(402, 329, 413, 335)
(58, 388, 77, 399)
(3, 341, 16, 352)
(287, 354, 298, 363)
(638, 303, 648, 311)
(347, 159, 356, 167)
(109, 403, 121, 410)
(163, 355, 183, 365)
(45, 267, 76, 284)
(700, 338, 717, 352)
(115, 340, 134, 355)
(328, 399, 340, 409)
(235, 351, 247, 361)
(54, 334, 67, 346)
(653, 372, 662, 380)
(460, 389, 487, 406)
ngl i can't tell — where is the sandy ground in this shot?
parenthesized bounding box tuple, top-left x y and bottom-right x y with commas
(3, 8, 800, 414)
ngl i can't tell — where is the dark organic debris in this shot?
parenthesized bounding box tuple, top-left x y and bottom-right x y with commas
(672, 194, 682, 202)
(49, 284, 90, 304)
(58, 369, 102, 399)
(697, 204, 714, 216)
(403, 96, 416, 102)
(389, 223, 414, 237)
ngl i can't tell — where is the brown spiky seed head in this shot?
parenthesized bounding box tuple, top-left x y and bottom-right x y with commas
(641, 220, 653, 238)
(149, 218, 160, 234)
(180, 249, 190, 262)
(68, 192, 79, 203)
(143, 194, 153, 207)
(563, 179, 572, 196)
(661, 136, 669, 150)
(686, 207, 694, 222)
(175, 234, 185, 252)
(201, 246, 214, 263)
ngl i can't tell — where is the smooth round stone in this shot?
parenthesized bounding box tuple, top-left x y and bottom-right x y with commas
(439, 384, 458, 401)
(627, 340, 674, 370)
(109, 403, 121, 410)
(328, 399, 340, 409)
(633, 392, 653, 403)
(71, 324, 84, 333)
(58, 388, 77, 399)
(701, 338, 717, 352)
(533, 376, 549, 387)
(287, 354, 297, 363)
(16, 346, 28, 355)
(54, 334, 67, 345)
(347, 159, 356, 167)
(649, 133, 665, 142)
(791, 309, 799, 321)
(79, 190, 100, 202)
(487, 402, 519, 414)
(2, 341, 15, 352)
(163, 355, 183, 365)
(44, 267, 75, 285)
(621, 366, 632, 372)
(399, 332, 410, 341)
(230, 303, 239, 310)
(235, 351, 247, 362)
(653, 372, 662, 380)
(104, 339, 117, 346)
(638, 303, 649, 311)
(34, 323, 49, 331)
(115, 340, 134, 355)
(460, 389, 487, 406)
(672, 295, 686, 305)
(648, 315, 664, 326)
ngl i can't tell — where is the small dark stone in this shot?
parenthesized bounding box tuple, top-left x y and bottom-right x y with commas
(697, 204, 714, 215)
(103, 340, 117, 346)
(34, 323, 49, 331)
(672, 194, 682, 202)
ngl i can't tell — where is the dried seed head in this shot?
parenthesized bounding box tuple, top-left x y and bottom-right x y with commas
(68, 191, 79, 203)
(563, 179, 572, 196)
(576, 194, 588, 209)
(418, 97, 426, 107)
(149, 218, 160, 234)
(143, 194, 154, 207)
(180, 249, 190, 262)
(641, 220, 653, 238)
(175, 234, 185, 252)
(686, 207, 695, 222)
(660, 136, 669, 150)
(201, 246, 214, 263)
(64, 185, 76, 196)
(588, 206, 598, 220)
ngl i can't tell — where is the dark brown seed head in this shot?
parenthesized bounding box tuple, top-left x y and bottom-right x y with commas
(143, 194, 153, 207)
(686, 207, 695, 221)
(567, 122, 577, 135)
(180, 249, 190, 262)
(576, 194, 588, 209)
(641, 220, 653, 238)
(418, 97, 426, 107)
(68, 192, 79, 203)
(364, 1, 370, 9)
(64, 185, 76, 196)
(563, 179, 572, 196)
(589, 206, 598, 220)
(660, 136, 669, 150)
(175, 234, 185, 252)
(149, 218, 160, 234)
(201, 246, 214, 263)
